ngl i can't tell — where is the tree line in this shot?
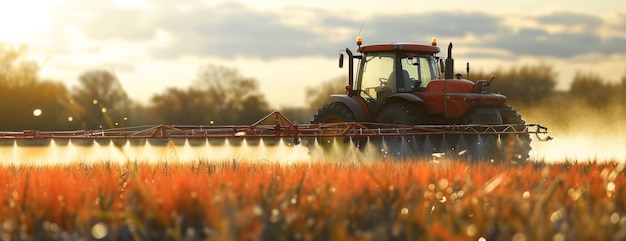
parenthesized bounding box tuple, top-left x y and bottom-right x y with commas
(0, 44, 278, 131)
(1, 42, 625, 131)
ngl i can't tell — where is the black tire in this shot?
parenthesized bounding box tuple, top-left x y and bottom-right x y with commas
(309, 102, 360, 156)
(461, 107, 500, 162)
(376, 101, 427, 160)
(376, 101, 426, 125)
(311, 102, 357, 124)
(499, 105, 532, 163)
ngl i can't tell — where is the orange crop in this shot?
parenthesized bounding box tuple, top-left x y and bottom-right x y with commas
(0, 160, 624, 240)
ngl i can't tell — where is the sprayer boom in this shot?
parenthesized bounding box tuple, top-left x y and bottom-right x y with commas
(0, 112, 550, 143)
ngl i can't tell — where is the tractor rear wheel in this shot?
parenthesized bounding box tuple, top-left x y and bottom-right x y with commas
(309, 102, 361, 157)
(499, 105, 532, 163)
(376, 101, 427, 160)
(461, 107, 501, 162)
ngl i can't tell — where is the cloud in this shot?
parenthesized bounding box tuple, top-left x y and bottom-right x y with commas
(537, 11, 602, 27)
(43, 1, 626, 61)
(482, 27, 626, 58)
(150, 3, 328, 59)
(50, 0, 157, 42)
(151, 9, 504, 59)
(363, 12, 501, 43)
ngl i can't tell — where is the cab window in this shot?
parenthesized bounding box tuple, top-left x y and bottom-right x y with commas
(357, 53, 395, 99)
(401, 54, 438, 88)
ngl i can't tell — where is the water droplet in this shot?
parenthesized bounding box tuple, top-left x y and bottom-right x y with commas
(550, 209, 564, 222)
(607, 182, 615, 192)
(186, 227, 196, 238)
(91, 222, 108, 239)
(522, 191, 530, 199)
(512, 232, 526, 241)
(553, 233, 565, 241)
(253, 205, 263, 216)
(610, 213, 620, 224)
(466, 224, 477, 236)
(3, 219, 16, 232)
(436, 191, 443, 200)
(401, 208, 408, 215)
(457, 190, 465, 198)
(49, 223, 59, 232)
(438, 178, 449, 189)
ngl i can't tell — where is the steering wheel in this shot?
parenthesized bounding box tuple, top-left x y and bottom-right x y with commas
(378, 77, 388, 87)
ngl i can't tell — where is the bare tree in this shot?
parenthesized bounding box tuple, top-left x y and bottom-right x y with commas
(0, 43, 70, 130)
(305, 75, 346, 114)
(194, 64, 270, 124)
(0, 44, 38, 87)
(71, 70, 132, 129)
(149, 87, 214, 124)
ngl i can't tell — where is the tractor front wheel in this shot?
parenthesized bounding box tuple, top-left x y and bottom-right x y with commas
(309, 102, 361, 158)
(311, 102, 357, 124)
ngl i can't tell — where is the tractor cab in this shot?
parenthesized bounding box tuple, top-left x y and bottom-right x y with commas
(355, 47, 439, 101)
(340, 37, 442, 100)
(338, 37, 505, 122)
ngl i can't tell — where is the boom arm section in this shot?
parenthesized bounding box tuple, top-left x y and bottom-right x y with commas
(0, 112, 551, 144)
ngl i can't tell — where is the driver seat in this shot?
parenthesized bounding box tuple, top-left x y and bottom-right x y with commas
(388, 70, 413, 93)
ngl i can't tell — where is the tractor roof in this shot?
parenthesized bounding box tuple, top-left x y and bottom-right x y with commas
(359, 43, 440, 54)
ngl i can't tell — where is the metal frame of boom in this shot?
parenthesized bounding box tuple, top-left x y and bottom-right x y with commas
(0, 112, 552, 142)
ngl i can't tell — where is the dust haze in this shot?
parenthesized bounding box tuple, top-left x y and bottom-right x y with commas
(520, 101, 626, 162)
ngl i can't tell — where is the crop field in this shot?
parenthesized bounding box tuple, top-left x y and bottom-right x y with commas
(1, 159, 625, 241)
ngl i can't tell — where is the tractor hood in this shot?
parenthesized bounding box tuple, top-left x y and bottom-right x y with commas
(426, 78, 475, 93)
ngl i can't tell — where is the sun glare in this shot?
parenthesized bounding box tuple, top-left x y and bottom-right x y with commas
(113, 0, 150, 9)
(0, 1, 58, 45)
(33, 108, 42, 117)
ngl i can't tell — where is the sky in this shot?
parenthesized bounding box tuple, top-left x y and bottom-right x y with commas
(1, 0, 625, 109)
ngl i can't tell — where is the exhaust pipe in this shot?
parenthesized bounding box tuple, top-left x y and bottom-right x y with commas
(444, 43, 454, 79)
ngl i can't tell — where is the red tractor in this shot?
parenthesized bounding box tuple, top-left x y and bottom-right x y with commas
(311, 37, 531, 162)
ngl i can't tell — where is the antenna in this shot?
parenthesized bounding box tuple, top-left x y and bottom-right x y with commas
(357, 20, 365, 36)
(355, 21, 365, 52)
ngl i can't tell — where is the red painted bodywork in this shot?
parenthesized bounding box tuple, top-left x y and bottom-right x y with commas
(416, 79, 506, 118)
(356, 42, 506, 119)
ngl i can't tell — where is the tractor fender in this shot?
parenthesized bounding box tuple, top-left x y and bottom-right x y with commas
(384, 93, 425, 105)
(330, 94, 370, 121)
